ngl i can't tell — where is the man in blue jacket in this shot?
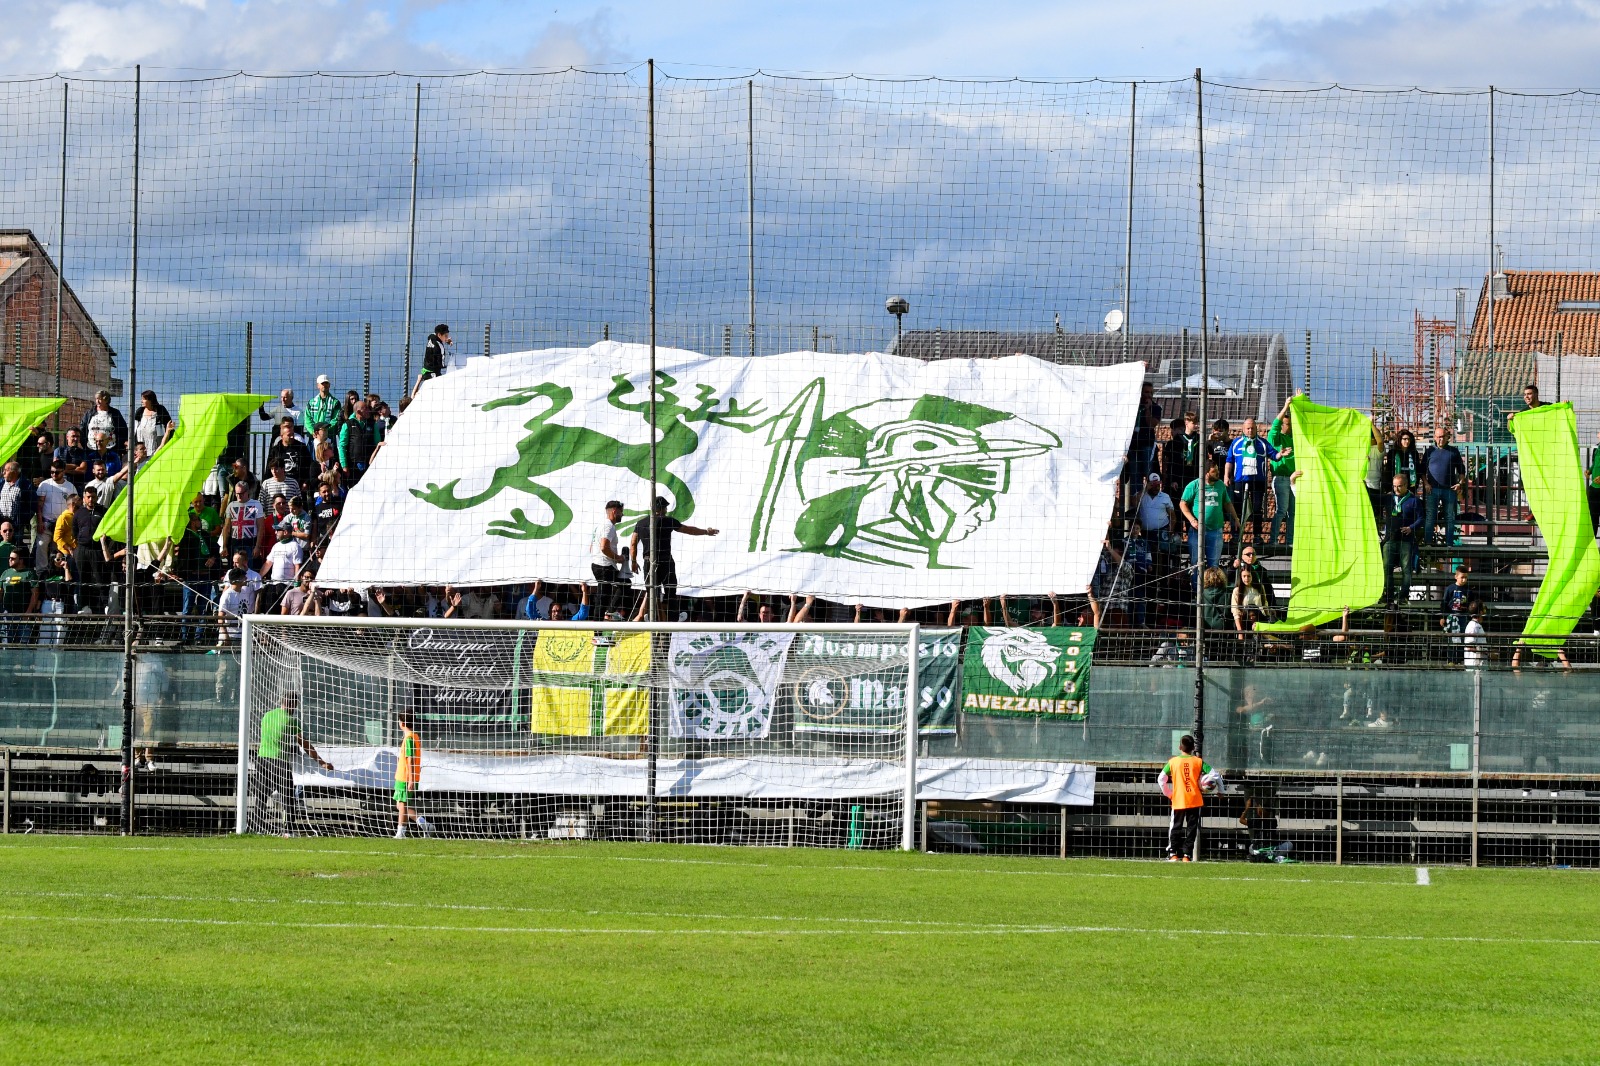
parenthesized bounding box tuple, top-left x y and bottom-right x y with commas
(1382, 472, 1425, 605)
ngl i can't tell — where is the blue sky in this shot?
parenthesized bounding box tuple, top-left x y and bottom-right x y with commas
(12, 0, 1600, 86)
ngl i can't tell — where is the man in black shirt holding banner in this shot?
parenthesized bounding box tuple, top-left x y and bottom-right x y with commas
(629, 496, 719, 621)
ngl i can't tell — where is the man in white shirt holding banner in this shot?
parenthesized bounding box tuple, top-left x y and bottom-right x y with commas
(590, 500, 629, 623)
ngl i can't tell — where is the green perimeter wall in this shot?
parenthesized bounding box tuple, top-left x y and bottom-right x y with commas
(2, 649, 1595, 777)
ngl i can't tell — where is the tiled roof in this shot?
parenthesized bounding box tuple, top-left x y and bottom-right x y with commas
(1468, 270, 1600, 355)
(1455, 349, 1535, 397)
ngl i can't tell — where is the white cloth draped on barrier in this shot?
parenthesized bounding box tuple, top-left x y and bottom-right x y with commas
(316, 342, 1144, 606)
(298, 748, 1097, 806)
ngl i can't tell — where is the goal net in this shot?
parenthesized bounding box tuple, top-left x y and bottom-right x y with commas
(236, 617, 919, 848)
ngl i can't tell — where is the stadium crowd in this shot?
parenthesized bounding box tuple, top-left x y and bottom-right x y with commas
(0, 343, 1592, 666)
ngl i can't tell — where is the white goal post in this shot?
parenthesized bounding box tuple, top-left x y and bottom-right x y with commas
(236, 616, 921, 849)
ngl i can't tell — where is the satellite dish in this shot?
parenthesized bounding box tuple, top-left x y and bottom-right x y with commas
(1104, 309, 1125, 334)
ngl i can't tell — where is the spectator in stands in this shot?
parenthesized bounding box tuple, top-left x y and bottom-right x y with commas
(280, 570, 316, 616)
(1162, 412, 1198, 493)
(226, 457, 260, 501)
(337, 400, 383, 486)
(134, 390, 174, 455)
(0, 519, 20, 569)
(19, 429, 53, 486)
(1234, 545, 1277, 616)
(259, 388, 302, 436)
(51, 491, 80, 584)
(305, 375, 341, 435)
(1589, 428, 1600, 535)
(0, 462, 31, 543)
(72, 487, 108, 612)
(547, 584, 593, 623)
(216, 568, 253, 645)
(79, 390, 128, 454)
(52, 427, 93, 490)
(259, 459, 301, 510)
(1522, 383, 1545, 412)
(313, 437, 341, 482)
(259, 496, 291, 563)
(172, 509, 217, 642)
(1124, 381, 1162, 499)
(221, 479, 267, 570)
(319, 585, 363, 617)
(85, 431, 123, 486)
(83, 459, 116, 510)
(339, 388, 361, 425)
(230, 549, 263, 599)
(1201, 566, 1230, 631)
(374, 399, 397, 430)
(1231, 565, 1268, 638)
(34, 461, 75, 568)
(515, 580, 554, 621)
(309, 472, 344, 550)
(1365, 426, 1387, 526)
(0, 545, 39, 642)
(1226, 418, 1276, 547)
(1180, 463, 1237, 582)
(1463, 604, 1487, 668)
(261, 528, 306, 615)
(1383, 428, 1422, 493)
(1381, 473, 1424, 605)
(1204, 418, 1231, 483)
(280, 495, 311, 546)
(443, 584, 498, 619)
(1266, 395, 1296, 547)
(267, 418, 314, 490)
(1135, 473, 1176, 559)
(1439, 565, 1472, 660)
(1421, 426, 1466, 546)
(33, 553, 69, 644)
(416, 324, 451, 393)
(630, 496, 719, 621)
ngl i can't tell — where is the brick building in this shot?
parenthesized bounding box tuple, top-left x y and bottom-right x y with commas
(0, 229, 117, 424)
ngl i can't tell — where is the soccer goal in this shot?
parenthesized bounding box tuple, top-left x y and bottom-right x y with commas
(236, 616, 920, 849)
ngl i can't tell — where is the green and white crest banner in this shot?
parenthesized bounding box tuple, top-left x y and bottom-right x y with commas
(961, 626, 1096, 719)
(668, 630, 797, 740)
(317, 342, 1144, 605)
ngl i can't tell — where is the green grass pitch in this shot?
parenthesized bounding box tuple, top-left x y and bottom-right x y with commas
(0, 838, 1596, 1064)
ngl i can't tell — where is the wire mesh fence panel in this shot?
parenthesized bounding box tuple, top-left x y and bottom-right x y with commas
(240, 618, 918, 846)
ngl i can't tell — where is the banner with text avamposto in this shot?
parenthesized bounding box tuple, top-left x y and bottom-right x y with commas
(790, 627, 963, 735)
(316, 343, 1145, 606)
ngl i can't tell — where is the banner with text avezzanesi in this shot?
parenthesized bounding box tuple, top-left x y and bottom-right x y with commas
(960, 627, 1095, 720)
(789, 628, 962, 735)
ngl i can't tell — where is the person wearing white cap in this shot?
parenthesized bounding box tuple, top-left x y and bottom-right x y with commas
(1135, 472, 1176, 545)
(304, 375, 341, 436)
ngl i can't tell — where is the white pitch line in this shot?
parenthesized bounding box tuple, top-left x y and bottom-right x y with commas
(1, 911, 1598, 948)
(0, 843, 1420, 888)
(1416, 867, 1431, 886)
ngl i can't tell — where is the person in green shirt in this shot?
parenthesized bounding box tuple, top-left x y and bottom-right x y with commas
(1, 546, 40, 643)
(1267, 394, 1297, 547)
(253, 691, 333, 836)
(1180, 463, 1239, 584)
(1588, 429, 1600, 535)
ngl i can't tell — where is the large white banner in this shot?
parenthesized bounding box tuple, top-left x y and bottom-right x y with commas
(317, 342, 1143, 606)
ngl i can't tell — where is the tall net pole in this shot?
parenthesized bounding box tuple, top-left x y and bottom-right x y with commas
(645, 59, 660, 843)
(121, 65, 141, 836)
(747, 78, 757, 358)
(1122, 81, 1134, 363)
(54, 80, 65, 422)
(402, 82, 420, 396)
(1191, 68, 1209, 766)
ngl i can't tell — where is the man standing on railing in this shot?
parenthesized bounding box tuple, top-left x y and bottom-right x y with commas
(1422, 427, 1465, 547)
(1158, 734, 1219, 862)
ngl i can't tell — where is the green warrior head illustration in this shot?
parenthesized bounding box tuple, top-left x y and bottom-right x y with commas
(752, 382, 1060, 569)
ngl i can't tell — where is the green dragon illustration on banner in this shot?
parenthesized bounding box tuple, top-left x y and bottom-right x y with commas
(410, 372, 1060, 569)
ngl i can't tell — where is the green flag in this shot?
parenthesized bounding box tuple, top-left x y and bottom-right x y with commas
(1510, 402, 1600, 655)
(960, 626, 1095, 719)
(97, 393, 270, 545)
(0, 397, 67, 466)
(1257, 397, 1383, 632)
